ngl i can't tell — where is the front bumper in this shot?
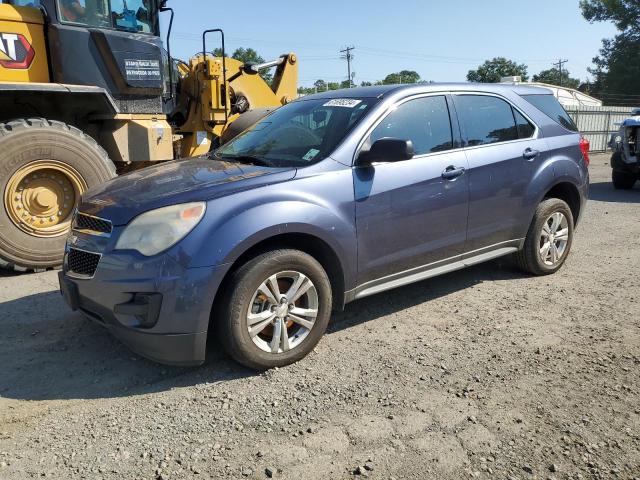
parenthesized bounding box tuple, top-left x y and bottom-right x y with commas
(58, 240, 228, 366)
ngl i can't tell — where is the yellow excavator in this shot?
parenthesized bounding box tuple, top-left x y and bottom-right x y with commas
(0, 0, 298, 270)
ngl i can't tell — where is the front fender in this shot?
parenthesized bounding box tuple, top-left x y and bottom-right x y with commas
(177, 167, 357, 288)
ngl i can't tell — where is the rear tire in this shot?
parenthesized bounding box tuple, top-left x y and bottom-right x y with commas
(612, 169, 636, 190)
(515, 198, 574, 276)
(0, 118, 116, 270)
(217, 249, 332, 370)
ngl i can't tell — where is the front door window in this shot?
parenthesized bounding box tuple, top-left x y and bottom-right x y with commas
(369, 95, 454, 155)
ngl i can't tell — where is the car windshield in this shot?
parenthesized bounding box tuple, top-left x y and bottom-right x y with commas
(215, 97, 378, 167)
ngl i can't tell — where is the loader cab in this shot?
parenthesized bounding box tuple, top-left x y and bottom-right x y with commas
(54, 0, 159, 35)
(38, 0, 166, 113)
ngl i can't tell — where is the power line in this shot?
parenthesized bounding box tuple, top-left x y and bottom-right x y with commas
(340, 46, 355, 88)
(552, 59, 568, 87)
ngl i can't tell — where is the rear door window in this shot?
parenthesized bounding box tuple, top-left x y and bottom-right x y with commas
(370, 95, 453, 155)
(521, 94, 578, 132)
(455, 95, 519, 146)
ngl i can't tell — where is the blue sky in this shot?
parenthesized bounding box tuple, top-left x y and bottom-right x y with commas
(160, 0, 617, 86)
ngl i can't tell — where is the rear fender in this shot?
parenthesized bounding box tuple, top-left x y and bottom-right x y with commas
(520, 144, 587, 236)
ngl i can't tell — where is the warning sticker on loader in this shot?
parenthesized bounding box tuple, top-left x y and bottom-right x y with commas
(196, 131, 208, 146)
(124, 59, 161, 81)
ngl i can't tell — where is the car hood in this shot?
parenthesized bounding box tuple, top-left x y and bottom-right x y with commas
(78, 156, 297, 225)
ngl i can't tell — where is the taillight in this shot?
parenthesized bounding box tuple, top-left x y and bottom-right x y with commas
(579, 136, 590, 167)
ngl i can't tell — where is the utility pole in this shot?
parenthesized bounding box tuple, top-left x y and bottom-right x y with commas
(340, 46, 355, 88)
(552, 59, 568, 87)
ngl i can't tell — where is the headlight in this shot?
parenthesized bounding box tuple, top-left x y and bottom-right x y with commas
(115, 202, 206, 256)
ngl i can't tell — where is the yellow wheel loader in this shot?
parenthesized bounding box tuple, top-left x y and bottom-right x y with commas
(0, 0, 298, 270)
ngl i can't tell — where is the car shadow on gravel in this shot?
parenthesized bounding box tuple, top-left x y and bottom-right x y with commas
(589, 181, 640, 203)
(0, 259, 525, 402)
(0, 290, 253, 402)
(329, 258, 525, 332)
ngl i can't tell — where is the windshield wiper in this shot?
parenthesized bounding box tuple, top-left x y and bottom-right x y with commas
(214, 154, 273, 167)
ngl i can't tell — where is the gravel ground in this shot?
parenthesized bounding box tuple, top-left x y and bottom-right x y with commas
(0, 154, 639, 480)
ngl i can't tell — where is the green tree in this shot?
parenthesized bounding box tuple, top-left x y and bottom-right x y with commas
(580, 0, 640, 104)
(467, 57, 529, 83)
(212, 47, 272, 83)
(382, 70, 421, 84)
(313, 79, 327, 92)
(327, 82, 341, 90)
(297, 86, 316, 95)
(532, 68, 581, 89)
(580, 0, 640, 33)
(360, 81, 373, 87)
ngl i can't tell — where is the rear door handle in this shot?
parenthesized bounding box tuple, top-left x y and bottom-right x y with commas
(441, 165, 465, 180)
(523, 148, 540, 160)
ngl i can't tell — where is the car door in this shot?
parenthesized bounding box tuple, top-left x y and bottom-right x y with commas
(453, 93, 544, 252)
(354, 94, 470, 287)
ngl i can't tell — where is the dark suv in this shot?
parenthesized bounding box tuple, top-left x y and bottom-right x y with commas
(59, 84, 589, 369)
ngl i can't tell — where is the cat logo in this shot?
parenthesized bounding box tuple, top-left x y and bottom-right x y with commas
(0, 32, 35, 69)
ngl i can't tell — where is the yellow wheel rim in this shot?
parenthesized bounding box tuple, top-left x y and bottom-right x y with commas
(4, 161, 87, 238)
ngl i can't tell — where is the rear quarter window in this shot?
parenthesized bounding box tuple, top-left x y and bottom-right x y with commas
(521, 94, 578, 132)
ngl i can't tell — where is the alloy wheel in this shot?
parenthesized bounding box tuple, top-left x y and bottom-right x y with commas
(246, 270, 319, 354)
(539, 211, 569, 266)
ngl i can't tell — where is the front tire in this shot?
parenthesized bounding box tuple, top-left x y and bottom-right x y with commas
(0, 119, 116, 270)
(612, 169, 636, 190)
(515, 198, 574, 276)
(218, 249, 332, 369)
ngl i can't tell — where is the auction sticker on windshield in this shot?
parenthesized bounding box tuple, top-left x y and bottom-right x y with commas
(302, 148, 320, 161)
(323, 99, 362, 108)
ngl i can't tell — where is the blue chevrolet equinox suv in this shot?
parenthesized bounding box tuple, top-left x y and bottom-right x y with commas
(59, 84, 589, 369)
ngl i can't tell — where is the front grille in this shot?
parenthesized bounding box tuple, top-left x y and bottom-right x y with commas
(74, 212, 112, 236)
(67, 248, 101, 277)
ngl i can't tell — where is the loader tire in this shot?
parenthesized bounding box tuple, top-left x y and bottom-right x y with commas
(612, 169, 636, 190)
(0, 119, 116, 270)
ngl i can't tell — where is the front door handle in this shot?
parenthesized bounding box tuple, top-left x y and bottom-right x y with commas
(441, 165, 465, 180)
(523, 148, 540, 160)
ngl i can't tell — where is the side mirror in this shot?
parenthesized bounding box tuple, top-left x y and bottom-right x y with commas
(356, 137, 414, 166)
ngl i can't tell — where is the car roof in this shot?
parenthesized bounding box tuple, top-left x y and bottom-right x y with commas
(300, 83, 553, 101)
